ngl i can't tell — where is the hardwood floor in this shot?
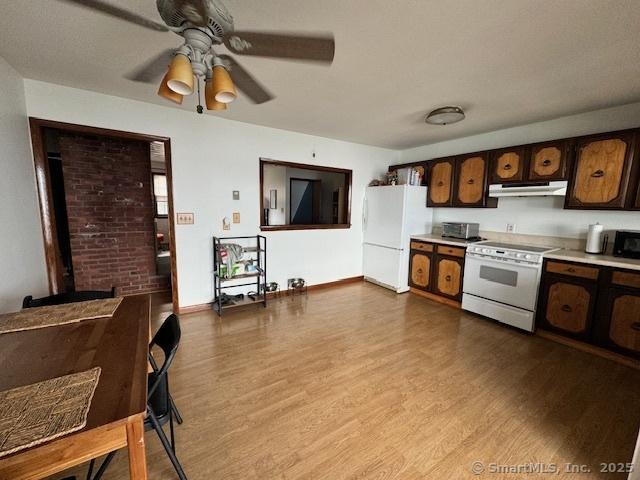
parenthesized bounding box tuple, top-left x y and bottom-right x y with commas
(52, 282, 640, 479)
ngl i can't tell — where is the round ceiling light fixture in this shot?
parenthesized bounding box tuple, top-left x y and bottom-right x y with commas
(425, 106, 465, 125)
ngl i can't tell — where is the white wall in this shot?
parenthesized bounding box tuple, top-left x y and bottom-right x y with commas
(23, 79, 396, 307)
(0, 58, 48, 312)
(400, 102, 640, 238)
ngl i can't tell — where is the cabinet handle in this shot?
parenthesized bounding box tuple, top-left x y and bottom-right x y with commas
(560, 304, 572, 313)
(567, 267, 576, 273)
(445, 275, 452, 281)
(417, 268, 423, 274)
(503, 164, 512, 170)
(631, 322, 640, 332)
(437, 181, 444, 187)
(467, 179, 475, 185)
(591, 169, 604, 178)
(542, 159, 552, 166)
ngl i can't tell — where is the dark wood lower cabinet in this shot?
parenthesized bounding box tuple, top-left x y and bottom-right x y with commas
(537, 275, 597, 340)
(537, 260, 640, 361)
(433, 255, 463, 301)
(409, 250, 431, 290)
(408, 240, 466, 305)
(594, 286, 640, 358)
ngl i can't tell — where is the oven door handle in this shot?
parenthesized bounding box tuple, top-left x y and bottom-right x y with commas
(465, 253, 541, 270)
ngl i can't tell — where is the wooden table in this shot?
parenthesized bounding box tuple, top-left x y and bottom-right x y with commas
(0, 295, 151, 480)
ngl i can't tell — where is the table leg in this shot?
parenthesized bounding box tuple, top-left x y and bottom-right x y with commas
(126, 416, 148, 480)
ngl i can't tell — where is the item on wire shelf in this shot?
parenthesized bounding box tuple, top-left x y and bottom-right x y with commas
(217, 243, 244, 278)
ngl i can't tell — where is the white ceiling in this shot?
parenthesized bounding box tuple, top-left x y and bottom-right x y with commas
(2, 0, 640, 149)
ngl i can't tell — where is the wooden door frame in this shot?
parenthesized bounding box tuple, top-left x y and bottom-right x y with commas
(28, 117, 180, 312)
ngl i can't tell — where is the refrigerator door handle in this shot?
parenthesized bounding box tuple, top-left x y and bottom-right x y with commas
(363, 197, 368, 230)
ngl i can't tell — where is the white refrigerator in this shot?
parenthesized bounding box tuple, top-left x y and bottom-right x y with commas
(363, 185, 432, 293)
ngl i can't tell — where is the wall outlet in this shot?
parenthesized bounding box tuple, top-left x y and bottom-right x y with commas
(506, 223, 516, 233)
(233, 212, 240, 223)
(176, 213, 194, 225)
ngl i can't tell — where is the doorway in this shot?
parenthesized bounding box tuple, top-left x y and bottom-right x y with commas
(28, 118, 180, 312)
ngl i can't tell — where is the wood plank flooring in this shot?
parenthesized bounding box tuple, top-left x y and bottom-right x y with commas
(52, 282, 640, 479)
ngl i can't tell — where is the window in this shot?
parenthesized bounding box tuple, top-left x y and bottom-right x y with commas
(153, 173, 168, 217)
(260, 158, 352, 231)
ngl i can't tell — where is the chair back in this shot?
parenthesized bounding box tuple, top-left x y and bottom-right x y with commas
(22, 288, 116, 308)
(148, 314, 181, 401)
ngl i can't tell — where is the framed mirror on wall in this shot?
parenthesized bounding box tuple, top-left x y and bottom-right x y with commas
(259, 158, 352, 231)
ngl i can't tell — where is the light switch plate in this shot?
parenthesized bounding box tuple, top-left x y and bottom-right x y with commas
(233, 212, 240, 223)
(232, 190, 240, 200)
(177, 213, 194, 225)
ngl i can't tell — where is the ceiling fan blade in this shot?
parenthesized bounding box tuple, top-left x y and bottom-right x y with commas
(58, 0, 169, 32)
(219, 55, 274, 104)
(125, 49, 175, 83)
(224, 31, 335, 63)
(173, 0, 209, 27)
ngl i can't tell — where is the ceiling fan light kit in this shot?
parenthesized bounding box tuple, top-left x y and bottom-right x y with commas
(425, 106, 466, 125)
(62, 0, 335, 114)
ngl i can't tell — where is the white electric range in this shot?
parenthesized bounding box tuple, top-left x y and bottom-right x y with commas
(462, 241, 560, 332)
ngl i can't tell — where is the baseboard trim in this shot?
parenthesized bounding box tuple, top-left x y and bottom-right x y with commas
(536, 329, 640, 370)
(267, 276, 364, 298)
(178, 276, 364, 314)
(409, 288, 461, 309)
(177, 302, 213, 315)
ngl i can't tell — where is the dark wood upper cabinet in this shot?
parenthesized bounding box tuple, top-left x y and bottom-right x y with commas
(565, 131, 637, 209)
(454, 153, 496, 208)
(427, 158, 456, 207)
(490, 147, 527, 184)
(528, 140, 570, 182)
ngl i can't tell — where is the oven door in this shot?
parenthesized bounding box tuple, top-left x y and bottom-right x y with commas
(463, 254, 542, 311)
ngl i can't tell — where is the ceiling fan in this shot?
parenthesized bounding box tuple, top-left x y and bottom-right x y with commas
(59, 0, 335, 112)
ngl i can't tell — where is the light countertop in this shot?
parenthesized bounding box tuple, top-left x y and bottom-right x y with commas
(410, 233, 480, 247)
(544, 250, 640, 271)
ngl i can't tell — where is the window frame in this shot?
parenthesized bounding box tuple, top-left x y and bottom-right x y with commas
(152, 172, 169, 218)
(259, 158, 352, 231)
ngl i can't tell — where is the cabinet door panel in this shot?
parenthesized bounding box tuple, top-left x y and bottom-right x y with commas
(427, 159, 454, 206)
(434, 256, 463, 300)
(409, 251, 431, 291)
(491, 148, 526, 184)
(609, 294, 640, 353)
(529, 142, 568, 181)
(538, 277, 596, 340)
(566, 133, 635, 208)
(454, 154, 491, 207)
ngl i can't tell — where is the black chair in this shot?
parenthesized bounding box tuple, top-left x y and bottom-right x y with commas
(22, 288, 116, 308)
(87, 314, 187, 480)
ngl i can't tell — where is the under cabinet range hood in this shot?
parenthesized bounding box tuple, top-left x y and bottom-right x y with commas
(489, 181, 568, 197)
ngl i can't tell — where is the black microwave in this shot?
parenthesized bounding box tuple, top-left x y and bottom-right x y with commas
(613, 230, 640, 259)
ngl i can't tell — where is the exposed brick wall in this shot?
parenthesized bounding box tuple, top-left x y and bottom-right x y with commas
(59, 133, 169, 295)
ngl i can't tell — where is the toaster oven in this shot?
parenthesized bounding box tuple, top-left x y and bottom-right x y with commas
(442, 222, 480, 240)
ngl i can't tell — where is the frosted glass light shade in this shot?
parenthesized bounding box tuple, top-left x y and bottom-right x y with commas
(157, 72, 183, 104)
(211, 65, 237, 103)
(205, 80, 227, 110)
(166, 54, 194, 95)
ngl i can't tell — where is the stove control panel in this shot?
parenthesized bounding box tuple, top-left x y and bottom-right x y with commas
(466, 246, 543, 264)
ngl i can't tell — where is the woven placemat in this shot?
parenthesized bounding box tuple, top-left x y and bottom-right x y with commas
(0, 297, 123, 335)
(0, 367, 101, 458)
